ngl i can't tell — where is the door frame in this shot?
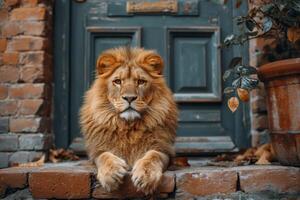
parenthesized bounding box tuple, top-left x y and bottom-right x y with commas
(54, 0, 251, 151)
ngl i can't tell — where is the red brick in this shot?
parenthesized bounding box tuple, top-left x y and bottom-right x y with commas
(239, 166, 300, 194)
(10, 117, 44, 132)
(20, 65, 51, 83)
(2, 52, 19, 64)
(4, 0, 20, 7)
(8, 37, 47, 51)
(0, 39, 7, 52)
(0, 65, 19, 83)
(0, 100, 18, 116)
(10, 7, 47, 21)
(176, 169, 237, 198)
(29, 168, 91, 199)
(0, 9, 9, 22)
(93, 173, 175, 199)
(21, 22, 46, 36)
(19, 99, 44, 115)
(0, 167, 27, 196)
(19, 51, 50, 65)
(2, 23, 21, 37)
(9, 83, 47, 99)
(0, 85, 8, 100)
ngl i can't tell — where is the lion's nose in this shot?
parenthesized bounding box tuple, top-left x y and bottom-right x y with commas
(122, 95, 137, 103)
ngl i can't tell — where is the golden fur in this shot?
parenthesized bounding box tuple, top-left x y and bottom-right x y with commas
(80, 47, 178, 194)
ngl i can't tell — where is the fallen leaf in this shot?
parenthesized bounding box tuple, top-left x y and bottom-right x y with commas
(287, 27, 300, 43)
(254, 143, 270, 157)
(171, 157, 190, 167)
(237, 88, 249, 102)
(228, 97, 239, 112)
(16, 155, 45, 167)
(49, 148, 80, 163)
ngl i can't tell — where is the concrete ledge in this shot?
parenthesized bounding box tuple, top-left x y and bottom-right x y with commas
(0, 162, 299, 199)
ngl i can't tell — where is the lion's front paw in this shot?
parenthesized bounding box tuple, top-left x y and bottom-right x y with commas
(131, 159, 163, 195)
(97, 155, 129, 192)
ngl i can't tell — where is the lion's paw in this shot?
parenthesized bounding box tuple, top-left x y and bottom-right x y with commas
(97, 156, 129, 192)
(131, 159, 163, 195)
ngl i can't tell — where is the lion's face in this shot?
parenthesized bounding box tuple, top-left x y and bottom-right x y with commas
(96, 47, 164, 121)
(107, 65, 153, 120)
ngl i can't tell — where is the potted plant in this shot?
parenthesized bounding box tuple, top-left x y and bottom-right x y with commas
(221, 0, 300, 166)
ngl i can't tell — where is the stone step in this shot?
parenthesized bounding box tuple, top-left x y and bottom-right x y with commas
(0, 161, 299, 199)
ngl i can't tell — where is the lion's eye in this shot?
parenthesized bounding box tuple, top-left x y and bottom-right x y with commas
(113, 79, 121, 85)
(138, 79, 147, 85)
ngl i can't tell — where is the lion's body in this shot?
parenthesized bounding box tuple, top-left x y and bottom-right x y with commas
(79, 47, 177, 194)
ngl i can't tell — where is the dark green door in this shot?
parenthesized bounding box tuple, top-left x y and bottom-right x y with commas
(54, 0, 251, 154)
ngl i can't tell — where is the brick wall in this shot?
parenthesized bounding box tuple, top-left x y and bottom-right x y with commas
(0, 0, 53, 168)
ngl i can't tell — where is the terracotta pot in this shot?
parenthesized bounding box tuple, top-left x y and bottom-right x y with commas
(258, 58, 300, 166)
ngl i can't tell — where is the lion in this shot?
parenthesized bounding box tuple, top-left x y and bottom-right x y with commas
(79, 47, 178, 194)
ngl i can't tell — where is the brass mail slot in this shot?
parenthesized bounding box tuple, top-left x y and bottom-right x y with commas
(127, 0, 178, 14)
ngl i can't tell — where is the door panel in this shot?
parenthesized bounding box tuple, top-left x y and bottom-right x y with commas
(54, 0, 251, 154)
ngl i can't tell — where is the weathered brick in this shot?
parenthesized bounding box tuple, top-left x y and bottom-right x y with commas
(10, 7, 47, 21)
(176, 169, 237, 198)
(0, 100, 18, 116)
(9, 151, 44, 166)
(0, 165, 27, 196)
(19, 99, 44, 115)
(0, 65, 19, 83)
(0, 9, 9, 22)
(20, 65, 51, 83)
(251, 97, 267, 113)
(9, 83, 47, 99)
(93, 173, 175, 199)
(19, 51, 50, 65)
(239, 165, 300, 194)
(2, 52, 19, 65)
(0, 85, 8, 100)
(2, 23, 21, 37)
(21, 21, 46, 36)
(4, 0, 20, 7)
(10, 117, 45, 132)
(0, 152, 11, 169)
(0, 39, 7, 52)
(8, 37, 48, 51)
(0, 134, 18, 151)
(252, 114, 269, 131)
(29, 166, 91, 199)
(0, 117, 9, 133)
(19, 133, 52, 150)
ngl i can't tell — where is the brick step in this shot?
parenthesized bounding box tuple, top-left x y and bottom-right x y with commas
(0, 161, 299, 199)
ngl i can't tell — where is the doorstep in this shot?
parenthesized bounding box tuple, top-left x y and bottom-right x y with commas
(0, 161, 299, 199)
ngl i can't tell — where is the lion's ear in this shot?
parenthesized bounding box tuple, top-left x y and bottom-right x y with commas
(96, 53, 117, 75)
(144, 53, 164, 75)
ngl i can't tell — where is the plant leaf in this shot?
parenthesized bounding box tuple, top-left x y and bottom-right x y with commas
(245, 19, 255, 31)
(287, 27, 300, 43)
(228, 97, 239, 112)
(237, 88, 249, 102)
(240, 77, 259, 89)
(224, 87, 235, 94)
(228, 57, 242, 68)
(263, 17, 273, 33)
(239, 66, 257, 76)
(223, 69, 232, 81)
(232, 77, 241, 88)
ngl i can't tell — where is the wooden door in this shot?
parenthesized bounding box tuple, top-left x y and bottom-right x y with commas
(54, 0, 251, 154)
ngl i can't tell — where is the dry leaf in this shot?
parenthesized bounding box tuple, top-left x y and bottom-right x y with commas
(16, 155, 45, 167)
(171, 157, 190, 167)
(237, 88, 249, 102)
(49, 148, 80, 163)
(287, 27, 300, 43)
(254, 143, 270, 157)
(228, 97, 239, 112)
